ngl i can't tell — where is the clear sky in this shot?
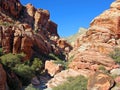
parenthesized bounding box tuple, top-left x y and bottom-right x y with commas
(20, 0, 115, 37)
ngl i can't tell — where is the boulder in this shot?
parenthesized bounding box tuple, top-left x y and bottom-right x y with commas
(45, 60, 63, 76)
(31, 77, 40, 86)
(110, 68, 120, 76)
(47, 69, 93, 88)
(115, 76, 120, 83)
(87, 72, 114, 90)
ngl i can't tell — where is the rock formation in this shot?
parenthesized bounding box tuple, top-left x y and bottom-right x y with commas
(69, 0, 120, 73)
(87, 72, 114, 90)
(0, 0, 72, 60)
(47, 69, 93, 88)
(0, 0, 22, 18)
(45, 60, 63, 76)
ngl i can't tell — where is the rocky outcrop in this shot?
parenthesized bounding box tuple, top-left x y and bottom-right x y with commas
(87, 72, 114, 90)
(69, 0, 120, 72)
(46, 69, 93, 88)
(45, 60, 63, 76)
(0, 64, 6, 90)
(0, 0, 72, 60)
(69, 50, 118, 71)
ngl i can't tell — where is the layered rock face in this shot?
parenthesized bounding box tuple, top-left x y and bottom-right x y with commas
(69, 0, 120, 73)
(0, 0, 72, 60)
(87, 72, 114, 90)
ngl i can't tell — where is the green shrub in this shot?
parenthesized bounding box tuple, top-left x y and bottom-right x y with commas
(0, 53, 43, 86)
(0, 48, 3, 56)
(53, 75, 88, 90)
(25, 84, 39, 90)
(48, 53, 62, 61)
(98, 65, 109, 74)
(109, 48, 120, 63)
(31, 58, 43, 71)
(13, 63, 35, 85)
(0, 53, 22, 68)
(98, 65, 106, 71)
(12, 58, 43, 85)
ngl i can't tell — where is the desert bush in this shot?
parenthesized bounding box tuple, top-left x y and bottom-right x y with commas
(13, 58, 43, 85)
(0, 53, 23, 68)
(109, 48, 120, 63)
(0, 48, 3, 56)
(31, 58, 43, 71)
(0, 53, 43, 86)
(25, 84, 39, 90)
(98, 65, 109, 74)
(53, 75, 88, 90)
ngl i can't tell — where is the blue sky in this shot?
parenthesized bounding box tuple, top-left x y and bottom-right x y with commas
(21, 0, 114, 37)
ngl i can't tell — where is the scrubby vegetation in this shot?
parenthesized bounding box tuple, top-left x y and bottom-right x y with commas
(0, 51, 43, 89)
(109, 48, 120, 64)
(24, 84, 39, 90)
(53, 75, 88, 90)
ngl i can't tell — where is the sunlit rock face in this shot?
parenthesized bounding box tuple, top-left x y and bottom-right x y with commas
(69, 0, 120, 74)
(0, 0, 72, 61)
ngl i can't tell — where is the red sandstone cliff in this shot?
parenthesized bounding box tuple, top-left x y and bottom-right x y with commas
(0, 0, 72, 60)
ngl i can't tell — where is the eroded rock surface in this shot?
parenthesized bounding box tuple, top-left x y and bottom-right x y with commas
(69, 0, 120, 72)
(87, 72, 114, 90)
(0, 0, 72, 60)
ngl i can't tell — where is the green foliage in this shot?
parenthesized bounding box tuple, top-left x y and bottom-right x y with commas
(12, 58, 43, 85)
(31, 58, 43, 71)
(0, 53, 22, 68)
(0, 53, 43, 86)
(0, 48, 3, 56)
(13, 64, 34, 79)
(98, 65, 109, 74)
(98, 65, 106, 71)
(53, 75, 88, 90)
(109, 48, 120, 63)
(49, 53, 62, 61)
(0, 21, 14, 26)
(13, 63, 35, 85)
(25, 84, 39, 90)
